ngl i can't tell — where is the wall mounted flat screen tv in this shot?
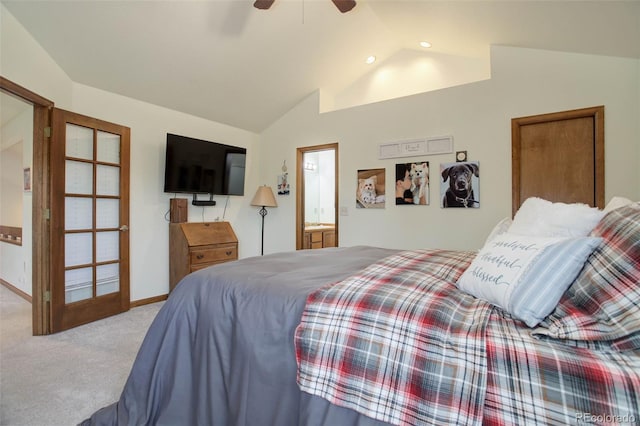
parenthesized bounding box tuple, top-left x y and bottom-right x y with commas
(163, 133, 246, 196)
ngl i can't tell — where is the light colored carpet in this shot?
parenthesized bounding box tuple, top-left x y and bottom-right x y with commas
(0, 285, 163, 426)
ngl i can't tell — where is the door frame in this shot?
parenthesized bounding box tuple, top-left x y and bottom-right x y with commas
(0, 76, 53, 335)
(296, 143, 339, 250)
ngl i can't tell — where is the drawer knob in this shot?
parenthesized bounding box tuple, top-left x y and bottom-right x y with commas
(226, 250, 232, 256)
(196, 254, 204, 259)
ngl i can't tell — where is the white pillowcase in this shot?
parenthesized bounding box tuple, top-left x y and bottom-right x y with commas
(484, 217, 512, 246)
(603, 196, 635, 213)
(457, 232, 602, 327)
(509, 197, 604, 238)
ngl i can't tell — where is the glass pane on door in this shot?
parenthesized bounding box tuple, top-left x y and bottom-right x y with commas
(66, 124, 93, 160)
(96, 231, 119, 263)
(65, 197, 92, 230)
(97, 131, 120, 164)
(65, 267, 93, 304)
(96, 263, 119, 296)
(96, 164, 119, 196)
(65, 160, 93, 194)
(96, 198, 119, 229)
(65, 233, 93, 268)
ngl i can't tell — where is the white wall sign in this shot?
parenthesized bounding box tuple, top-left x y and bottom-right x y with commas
(378, 135, 453, 159)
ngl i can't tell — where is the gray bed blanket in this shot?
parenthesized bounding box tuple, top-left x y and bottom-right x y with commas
(81, 246, 398, 426)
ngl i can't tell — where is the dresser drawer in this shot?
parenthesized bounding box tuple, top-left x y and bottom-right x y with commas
(190, 244, 237, 265)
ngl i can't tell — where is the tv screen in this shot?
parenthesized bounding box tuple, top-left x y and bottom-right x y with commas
(163, 133, 246, 196)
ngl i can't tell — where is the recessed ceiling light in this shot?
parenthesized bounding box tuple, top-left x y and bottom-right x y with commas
(366, 55, 376, 64)
(420, 41, 432, 48)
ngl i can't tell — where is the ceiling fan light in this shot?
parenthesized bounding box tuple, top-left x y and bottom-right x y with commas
(366, 55, 376, 64)
(420, 41, 432, 48)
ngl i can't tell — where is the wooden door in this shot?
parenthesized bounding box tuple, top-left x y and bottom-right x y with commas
(50, 108, 130, 332)
(511, 106, 604, 217)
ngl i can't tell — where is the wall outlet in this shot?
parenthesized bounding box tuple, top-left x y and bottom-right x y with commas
(340, 206, 349, 216)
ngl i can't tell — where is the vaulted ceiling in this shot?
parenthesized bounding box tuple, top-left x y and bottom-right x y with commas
(3, 0, 639, 132)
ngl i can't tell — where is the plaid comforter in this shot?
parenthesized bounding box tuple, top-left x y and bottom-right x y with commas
(295, 249, 640, 425)
(295, 249, 490, 425)
(484, 311, 640, 425)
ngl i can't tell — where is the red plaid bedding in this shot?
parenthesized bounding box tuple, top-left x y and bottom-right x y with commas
(295, 249, 490, 425)
(484, 310, 640, 425)
(295, 248, 640, 425)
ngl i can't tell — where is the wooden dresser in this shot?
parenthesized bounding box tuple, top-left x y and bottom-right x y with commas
(169, 221, 238, 292)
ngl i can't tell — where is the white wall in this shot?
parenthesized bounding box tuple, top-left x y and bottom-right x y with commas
(0, 4, 73, 109)
(330, 48, 490, 113)
(260, 45, 640, 253)
(1, 138, 24, 226)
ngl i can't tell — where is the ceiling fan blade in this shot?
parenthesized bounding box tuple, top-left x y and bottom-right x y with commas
(331, 0, 356, 13)
(254, 0, 276, 10)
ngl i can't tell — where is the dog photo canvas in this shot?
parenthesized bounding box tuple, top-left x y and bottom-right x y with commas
(395, 162, 429, 205)
(439, 161, 480, 208)
(356, 168, 386, 208)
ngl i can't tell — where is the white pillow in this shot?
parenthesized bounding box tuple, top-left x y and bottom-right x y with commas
(603, 196, 634, 213)
(484, 217, 512, 245)
(457, 232, 602, 327)
(509, 197, 604, 238)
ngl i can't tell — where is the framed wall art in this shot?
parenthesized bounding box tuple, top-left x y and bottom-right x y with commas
(440, 161, 480, 208)
(277, 173, 290, 195)
(23, 167, 31, 192)
(356, 168, 385, 209)
(395, 162, 429, 205)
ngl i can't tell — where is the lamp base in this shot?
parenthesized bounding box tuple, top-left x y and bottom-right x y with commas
(259, 206, 268, 255)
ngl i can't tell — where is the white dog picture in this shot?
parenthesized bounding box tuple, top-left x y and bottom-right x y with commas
(356, 168, 386, 208)
(395, 162, 429, 205)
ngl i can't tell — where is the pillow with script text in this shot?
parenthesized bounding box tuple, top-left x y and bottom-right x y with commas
(457, 233, 601, 327)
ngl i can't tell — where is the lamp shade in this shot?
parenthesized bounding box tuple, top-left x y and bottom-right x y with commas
(250, 185, 277, 207)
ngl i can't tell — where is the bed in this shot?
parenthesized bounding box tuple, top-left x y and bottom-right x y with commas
(82, 199, 640, 426)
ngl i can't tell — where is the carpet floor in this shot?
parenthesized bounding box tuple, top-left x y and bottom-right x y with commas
(0, 285, 163, 426)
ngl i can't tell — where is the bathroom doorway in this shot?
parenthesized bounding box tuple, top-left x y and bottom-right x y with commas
(295, 143, 338, 250)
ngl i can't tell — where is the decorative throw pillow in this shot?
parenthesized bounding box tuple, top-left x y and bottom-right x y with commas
(533, 203, 640, 344)
(509, 197, 605, 238)
(457, 232, 602, 327)
(484, 217, 512, 246)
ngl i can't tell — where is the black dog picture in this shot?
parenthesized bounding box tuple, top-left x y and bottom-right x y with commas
(440, 161, 480, 208)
